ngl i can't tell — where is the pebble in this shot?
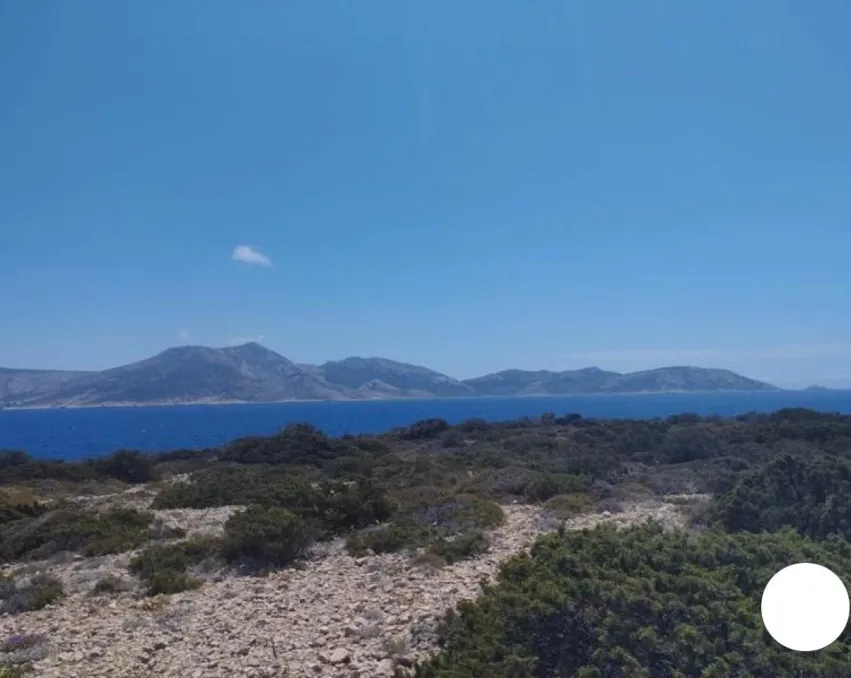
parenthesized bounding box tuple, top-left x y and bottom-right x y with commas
(0, 495, 693, 678)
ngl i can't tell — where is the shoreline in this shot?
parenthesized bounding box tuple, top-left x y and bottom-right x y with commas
(0, 388, 795, 412)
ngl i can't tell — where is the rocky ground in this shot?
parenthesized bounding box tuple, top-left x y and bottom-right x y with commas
(0, 495, 702, 678)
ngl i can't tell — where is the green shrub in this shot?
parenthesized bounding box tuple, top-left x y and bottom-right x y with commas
(713, 452, 851, 540)
(543, 492, 596, 518)
(413, 526, 851, 677)
(152, 468, 392, 537)
(405, 493, 504, 533)
(0, 488, 47, 527)
(427, 531, 490, 564)
(220, 423, 351, 466)
(129, 537, 220, 596)
(0, 667, 34, 678)
(1, 507, 154, 561)
(347, 523, 424, 557)
(89, 574, 131, 596)
(145, 570, 202, 596)
(93, 450, 157, 484)
(221, 506, 314, 569)
(524, 473, 589, 503)
(0, 573, 64, 615)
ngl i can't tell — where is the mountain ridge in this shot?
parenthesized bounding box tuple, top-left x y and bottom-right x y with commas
(0, 342, 780, 408)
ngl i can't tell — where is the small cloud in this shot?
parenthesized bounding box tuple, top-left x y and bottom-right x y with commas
(232, 245, 271, 267)
(226, 334, 265, 346)
(177, 329, 190, 341)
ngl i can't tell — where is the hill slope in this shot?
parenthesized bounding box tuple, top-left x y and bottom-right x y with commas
(463, 365, 777, 395)
(0, 344, 779, 407)
(0, 368, 93, 405)
(3, 344, 349, 407)
(317, 357, 476, 398)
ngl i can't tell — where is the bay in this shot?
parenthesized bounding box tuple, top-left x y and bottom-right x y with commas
(1, 390, 850, 460)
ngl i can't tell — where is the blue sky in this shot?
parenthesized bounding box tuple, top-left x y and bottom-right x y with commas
(2, 1, 850, 388)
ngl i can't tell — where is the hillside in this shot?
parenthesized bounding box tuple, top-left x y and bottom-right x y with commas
(2, 344, 350, 407)
(463, 364, 777, 395)
(317, 357, 476, 398)
(0, 368, 93, 404)
(0, 343, 778, 407)
(3, 409, 851, 677)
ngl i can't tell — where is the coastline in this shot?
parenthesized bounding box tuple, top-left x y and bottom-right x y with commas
(1, 388, 790, 412)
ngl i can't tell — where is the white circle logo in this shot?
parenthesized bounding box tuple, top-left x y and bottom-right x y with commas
(761, 563, 850, 652)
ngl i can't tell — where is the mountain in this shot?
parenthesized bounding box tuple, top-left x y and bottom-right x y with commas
(462, 365, 778, 396)
(599, 366, 777, 393)
(0, 344, 779, 408)
(316, 357, 476, 398)
(462, 367, 620, 396)
(2, 344, 349, 407)
(0, 368, 93, 405)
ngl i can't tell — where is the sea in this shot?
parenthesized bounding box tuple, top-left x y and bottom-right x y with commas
(2, 390, 850, 460)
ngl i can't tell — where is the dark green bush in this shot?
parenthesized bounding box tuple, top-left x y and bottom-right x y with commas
(220, 423, 352, 467)
(347, 523, 424, 557)
(346, 493, 503, 558)
(396, 419, 451, 441)
(405, 493, 504, 533)
(1, 507, 154, 561)
(542, 492, 596, 518)
(152, 468, 391, 537)
(93, 450, 157, 484)
(221, 505, 314, 569)
(0, 488, 47, 527)
(145, 570, 202, 596)
(713, 452, 851, 540)
(414, 526, 851, 677)
(427, 531, 490, 564)
(129, 538, 219, 596)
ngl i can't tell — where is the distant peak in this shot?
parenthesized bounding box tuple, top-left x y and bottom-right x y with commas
(224, 341, 273, 354)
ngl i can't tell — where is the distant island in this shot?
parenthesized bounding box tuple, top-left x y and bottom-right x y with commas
(0, 342, 779, 409)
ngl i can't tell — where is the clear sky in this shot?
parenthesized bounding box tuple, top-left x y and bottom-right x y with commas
(2, 1, 851, 388)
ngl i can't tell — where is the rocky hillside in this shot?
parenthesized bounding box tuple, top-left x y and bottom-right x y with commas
(0, 368, 92, 405)
(0, 486, 693, 678)
(317, 357, 475, 398)
(0, 343, 778, 407)
(1, 344, 350, 407)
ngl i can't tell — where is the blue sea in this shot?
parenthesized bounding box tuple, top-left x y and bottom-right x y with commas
(2, 391, 850, 460)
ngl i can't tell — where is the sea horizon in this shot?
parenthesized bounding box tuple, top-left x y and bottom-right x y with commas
(2, 389, 850, 461)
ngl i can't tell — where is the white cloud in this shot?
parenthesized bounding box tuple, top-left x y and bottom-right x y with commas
(177, 329, 190, 340)
(226, 334, 265, 346)
(232, 245, 271, 267)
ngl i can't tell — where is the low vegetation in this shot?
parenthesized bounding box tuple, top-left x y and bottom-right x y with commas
(4, 409, 851, 674)
(0, 573, 64, 615)
(413, 526, 851, 677)
(128, 537, 220, 596)
(1, 506, 154, 562)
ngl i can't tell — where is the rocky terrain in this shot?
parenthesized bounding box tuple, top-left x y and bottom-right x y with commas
(0, 492, 698, 678)
(1, 342, 777, 408)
